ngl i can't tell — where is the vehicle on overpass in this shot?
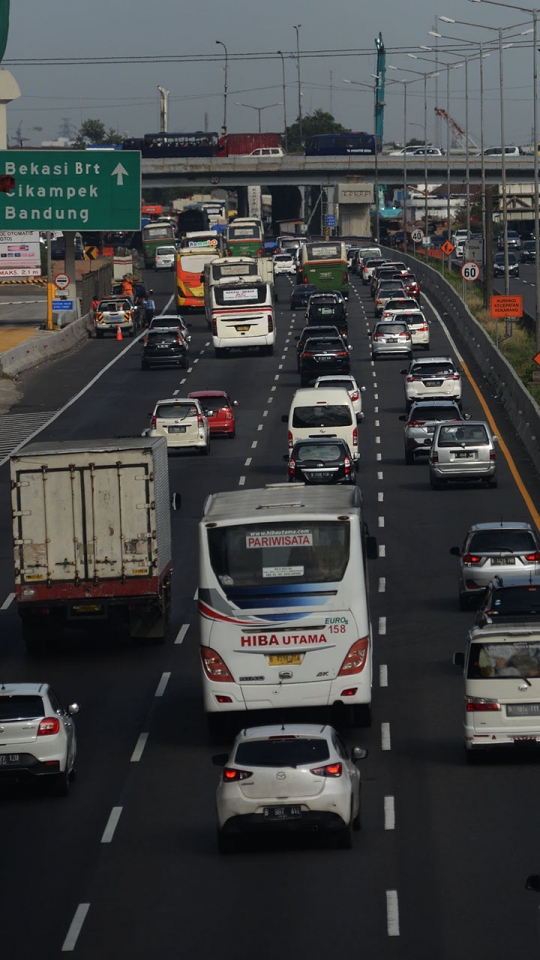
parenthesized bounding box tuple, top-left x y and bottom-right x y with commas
(301, 241, 349, 298)
(305, 132, 380, 156)
(123, 131, 219, 157)
(142, 219, 176, 268)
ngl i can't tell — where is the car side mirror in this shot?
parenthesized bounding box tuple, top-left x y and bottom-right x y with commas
(398, 415, 407, 422)
(171, 492, 182, 511)
(212, 753, 229, 766)
(294, 335, 300, 341)
(351, 746, 368, 761)
(283, 454, 290, 462)
(233, 400, 239, 406)
(67, 703, 80, 715)
(464, 413, 471, 420)
(281, 415, 288, 423)
(348, 344, 353, 351)
(449, 546, 461, 557)
(492, 435, 499, 443)
(400, 369, 407, 375)
(526, 875, 540, 892)
(361, 385, 366, 392)
(453, 652, 465, 668)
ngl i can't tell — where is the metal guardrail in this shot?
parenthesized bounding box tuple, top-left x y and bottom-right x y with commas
(382, 245, 540, 476)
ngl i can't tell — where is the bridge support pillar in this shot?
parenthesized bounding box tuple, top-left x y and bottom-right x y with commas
(337, 183, 374, 238)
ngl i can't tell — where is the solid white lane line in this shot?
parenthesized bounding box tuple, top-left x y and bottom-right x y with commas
(154, 672, 171, 697)
(378, 516, 385, 527)
(193, 588, 199, 600)
(244, 457, 252, 466)
(386, 891, 400, 936)
(258, 424, 264, 431)
(62, 904, 91, 952)
(239, 476, 246, 486)
(1, 592, 14, 610)
(384, 796, 395, 830)
(131, 732, 149, 762)
(377, 471, 383, 480)
(378, 578, 386, 593)
(175, 623, 190, 645)
(379, 616, 387, 635)
(101, 806, 123, 843)
(379, 664, 388, 687)
(379, 544, 386, 558)
(378, 492, 384, 501)
(381, 723, 391, 751)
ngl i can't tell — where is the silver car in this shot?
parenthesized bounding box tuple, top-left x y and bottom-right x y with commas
(402, 356, 462, 410)
(399, 400, 467, 464)
(374, 281, 407, 316)
(450, 522, 540, 609)
(429, 420, 498, 489)
(371, 320, 413, 360)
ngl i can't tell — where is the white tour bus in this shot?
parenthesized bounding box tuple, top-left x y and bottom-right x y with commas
(198, 484, 377, 730)
(203, 256, 259, 326)
(210, 276, 276, 357)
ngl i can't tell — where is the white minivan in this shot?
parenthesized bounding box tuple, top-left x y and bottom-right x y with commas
(283, 387, 359, 461)
(454, 625, 540, 758)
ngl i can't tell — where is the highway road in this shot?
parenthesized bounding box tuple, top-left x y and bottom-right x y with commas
(1, 265, 540, 959)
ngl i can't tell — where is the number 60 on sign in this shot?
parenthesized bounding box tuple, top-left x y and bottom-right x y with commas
(461, 261, 481, 282)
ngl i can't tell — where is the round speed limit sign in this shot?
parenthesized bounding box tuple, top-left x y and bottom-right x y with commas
(411, 228, 424, 243)
(461, 261, 480, 282)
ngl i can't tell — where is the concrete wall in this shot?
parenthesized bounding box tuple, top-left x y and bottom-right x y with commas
(0, 312, 94, 378)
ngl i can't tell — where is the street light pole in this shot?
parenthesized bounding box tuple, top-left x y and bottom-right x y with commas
(293, 25, 303, 145)
(277, 51, 288, 152)
(234, 101, 283, 135)
(215, 40, 228, 136)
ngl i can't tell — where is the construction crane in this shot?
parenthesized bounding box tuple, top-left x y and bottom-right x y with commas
(434, 107, 478, 150)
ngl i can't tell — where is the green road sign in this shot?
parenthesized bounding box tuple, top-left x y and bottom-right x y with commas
(0, 150, 141, 231)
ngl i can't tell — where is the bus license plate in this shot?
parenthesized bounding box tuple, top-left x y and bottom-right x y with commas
(267, 654, 303, 666)
(235, 325, 250, 332)
(263, 805, 302, 820)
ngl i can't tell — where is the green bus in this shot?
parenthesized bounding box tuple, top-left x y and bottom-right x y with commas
(142, 220, 176, 268)
(301, 241, 349, 298)
(225, 220, 263, 258)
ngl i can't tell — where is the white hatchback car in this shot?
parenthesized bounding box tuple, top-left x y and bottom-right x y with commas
(273, 253, 296, 275)
(147, 398, 210, 454)
(402, 356, 462, 410)
(0, 683, 78, 795)
(213, 723, 367, 853)
(313, 374, 366, 419)
(154, 245, 176, 270)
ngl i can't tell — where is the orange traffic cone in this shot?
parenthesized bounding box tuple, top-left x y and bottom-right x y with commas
(116, 325, 123, 341)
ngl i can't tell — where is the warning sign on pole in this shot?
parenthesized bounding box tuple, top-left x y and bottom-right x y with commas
(490, 295, 523, 319)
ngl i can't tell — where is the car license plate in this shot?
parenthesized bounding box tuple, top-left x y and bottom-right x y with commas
(267, 654, 303, 666)
(263, 805, 302, 820)
(235, 325, 250, 332)
(72, 604, 102, 614)
(455, 450, 475, 459)
(491, 557, 516, 565)
(386, 337, 397, 343)
(0, 754, 20, 765)
(507, 703, 540, 717)
(168, 425, 186, 433)
(305, 471, 332, 480)
(319, 355, 333, 361)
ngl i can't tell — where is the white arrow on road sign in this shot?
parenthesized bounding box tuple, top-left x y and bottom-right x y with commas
(111, 163, 129, 186)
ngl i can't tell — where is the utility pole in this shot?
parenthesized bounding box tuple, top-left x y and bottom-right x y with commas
(294, 25, 303, 145)
(157, 86, 169, 133)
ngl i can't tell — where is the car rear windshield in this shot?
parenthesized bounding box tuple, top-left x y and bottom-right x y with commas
(411, 363, 455, 376)
(0, 695, 44, 721)
(156, 403, 198, 419)
(308, 305, 340, 319)
(468, 640, 540, 679)
(295, 443, 344, 462)
(207, 520, 350, 586)
(410, 405, 460, 421)
(317, 379, 353, 390)
(437, 424, 489, 445)
(275, 255, 292, 262)
(99, 301, 130, 312)
(150, 318, 182, 328)
(469, 530, 536, 553)
(214, 263, 257, 279)
(490, 585, 540, 616)
(228, 225, 259, 239)
(192, 396, 227, 414)
(304, 338, 345, 353)
(292, 404, 352, 427)
(156, 246, 175, 256)
(147, 331, 179, 344)
(235, 737, 330, 767)
(378, 284, 404, 293)
(386, 300, 418, 310)
(376, 323, 408, 334)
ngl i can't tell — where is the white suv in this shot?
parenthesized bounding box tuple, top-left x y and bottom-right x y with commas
(146, 398, 210, 454)
(401, 356, 462, 410)
(0, 683, 78, 795)
(273, 253, 296, 275)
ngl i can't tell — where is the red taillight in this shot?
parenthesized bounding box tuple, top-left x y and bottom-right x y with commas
(336, 350, 348, 357)
(144, 337, 149, 346)
(212, 320, 217, 335)
(376, 298, 382, 304)
(267, 315, 274, 332)
(289, 458, 295, 475)
(151, 415, 157, 428)
(38, 717, 61, 737)
(343, 272, 348, 283)
(288, 429, 293, 449)
(407, 420, 424, 427)
(525, 551, 540, 561)
(177, 336, 183, 345)
(406, 376, 420, 382)
(338, 637, 369, 676)
(215, 695, 232, 704)
(200, 646, 234, 682)
(449, 374, 460, 380)
(431, 452, 439, 463)
(398, 332, 411, 339)
(350, 391, 359, 401)
(223, 767, 253, 781)
(466, 699, 501, 712)
(353, 426, 358, 449)
(341, 687, 357, 697)
(258, 248, 263, 256)
(344, 456, 351, 474)
(373, 334, 383, 341)
(311, 761, 342, 778)
(463, 554, 482, 564)
(302, 351, 314, 358)
(490, 452, 496, 462)
(197, 414, 204, 426)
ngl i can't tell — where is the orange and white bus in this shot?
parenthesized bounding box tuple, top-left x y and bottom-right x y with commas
(176, 236, 221, 310)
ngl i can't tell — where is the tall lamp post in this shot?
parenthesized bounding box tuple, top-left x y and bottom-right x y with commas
(215, 40, 228, 136)
(277, 50, 288, 152)
(467, 0, 540, 360)
(387, 71, 425, 244)
(293, 24, 303, 145)
(234, 101, 283, 134)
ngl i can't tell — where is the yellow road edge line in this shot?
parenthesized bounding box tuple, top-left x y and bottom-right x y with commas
(460, 359, 540, 533)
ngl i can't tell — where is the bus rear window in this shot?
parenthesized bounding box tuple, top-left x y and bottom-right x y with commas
(214, 285, 267, 306)
(207, 521, 350, 586)
(305, 243, 341, 260)
(229, 226, 259, 239)
(214, 263, 256, 279)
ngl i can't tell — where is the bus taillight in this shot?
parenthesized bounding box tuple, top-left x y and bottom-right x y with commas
(338, 637, 369, 676)
(212, 319, 217, 336)
(267, 314, 274, 332)
(201, 646, 234, 682)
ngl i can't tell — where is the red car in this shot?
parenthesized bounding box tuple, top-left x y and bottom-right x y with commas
(188, 390, 238, 438)
(403, 274, 420, 300)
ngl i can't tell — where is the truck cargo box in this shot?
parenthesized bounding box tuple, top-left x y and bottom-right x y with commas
(217, 133, 282, 157)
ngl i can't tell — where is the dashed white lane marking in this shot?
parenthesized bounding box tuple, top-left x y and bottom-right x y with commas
(199, 349, 205, 355)
(193, 358, 199, 364)
(187, 366, 193, 373)
(267, 397, 273, 404)
(101, 806, 123, 843)
(381, 723, 391, 751)
(263, 410, 268, 418)
(379, 664, 388, 687)
(193, 588, 199, 600)
(131, 732, 149, 762)
(386, 890, 400, 937)
(271, 385, 276, 392)
(374, 393, 378, 400)
(376, 453, 382, 461)
(279, 364, 283, 370)
(379, 616, 387, 635)
(384, 795, 395, 830)
(377, 471, 383, 480)
(378, 492, 384, 501)
(251, 440, 258, 449)
(372, 370, 376, 377)
(180, 378, 186, 385)
(175, 623, 190, 645)
(154, 672, 171, 697)
(239, 476, 246, 486)
(285, 338, 290, 343)
(62, 903, 91, 952)
(274, 374, 280, 381)
(1, 592, 14, 610)
(375, 436, 381, 444)
(379, 544, 386, 558)
(378, 577, 386, 593)
(245, 457, 252, 466)
(374, 406, 379, 413)
(205, 341, 210, 346)
(172, 389, 179, 396)
(378, 516, 384, 528)
(258, 424, 264, 431)
(373, 382, 377, 388)
(375, 420, 380, 427)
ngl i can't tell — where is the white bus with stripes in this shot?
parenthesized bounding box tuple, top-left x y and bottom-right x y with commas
(210, 275, 275, 357)
(198, 485, 376, 730)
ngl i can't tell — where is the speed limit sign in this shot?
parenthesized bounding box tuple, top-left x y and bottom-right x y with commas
(461, 261, 481, 282)
(411, 228, 424, 243)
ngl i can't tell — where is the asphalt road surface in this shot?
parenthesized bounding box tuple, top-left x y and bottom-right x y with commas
(1, 265, 540, 959)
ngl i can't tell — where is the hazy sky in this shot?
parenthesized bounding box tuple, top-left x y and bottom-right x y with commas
(4, 0, 539, 148)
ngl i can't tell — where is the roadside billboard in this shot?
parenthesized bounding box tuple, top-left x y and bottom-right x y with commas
(0, 230, 41, 276)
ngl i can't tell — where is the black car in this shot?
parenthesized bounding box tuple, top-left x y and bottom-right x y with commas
(493, 252, 520, 277)
(476, 575, 540, 628)
(295, 324, 341, 369)
(305, 294, 348, 338)
(141, 329, 189, 369)
(285, 438, 356, 485)
(299, 335, 351, 386)
(521, 240, 536, 263)
(290, 283, 318, 310)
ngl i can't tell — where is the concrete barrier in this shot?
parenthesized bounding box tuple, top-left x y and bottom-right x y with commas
(0, 312, 94, 378)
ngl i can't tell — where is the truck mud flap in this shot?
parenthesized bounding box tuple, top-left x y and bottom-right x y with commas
(128, 603, 168, 642)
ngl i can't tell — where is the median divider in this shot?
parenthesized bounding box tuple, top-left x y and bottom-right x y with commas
(0, 312, 95, 378)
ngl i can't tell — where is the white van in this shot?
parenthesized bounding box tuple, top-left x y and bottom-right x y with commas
(249, 147, 284, 157)
(283, 387, 359, 461)
(483, 145, 522, 157)
(454, 624, 540, 757)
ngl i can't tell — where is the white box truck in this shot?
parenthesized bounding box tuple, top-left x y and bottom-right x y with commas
(10, 437, 174, 651)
